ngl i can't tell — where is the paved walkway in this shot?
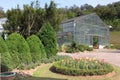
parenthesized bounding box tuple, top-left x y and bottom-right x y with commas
(58, 49, 120, 67)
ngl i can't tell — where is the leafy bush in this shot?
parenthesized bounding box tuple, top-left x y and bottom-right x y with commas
(6, 33, 32, 65)
(65, 42, 93, 53)
(86, 47, 93, 51)
(0, 36, 13, 72)
(53, 58, 114, 76)
(27, 35, 46, 63)
(37, 22, 57, 58)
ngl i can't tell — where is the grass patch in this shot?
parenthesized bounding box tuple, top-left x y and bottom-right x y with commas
(32, 63, 120, 80)
(110, 31, 120, 45)
(110, 31, 120, 49)
(15, 63, 120, 80)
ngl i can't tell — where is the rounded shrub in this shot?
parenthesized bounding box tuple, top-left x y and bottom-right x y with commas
(27, 35, 46, 63)
(6, 33, 32, 65)
(53, 58, 114, 76)
(37, 22, 57, 58)
(0, 36, 13, 72)
(5, 39, 20, 68)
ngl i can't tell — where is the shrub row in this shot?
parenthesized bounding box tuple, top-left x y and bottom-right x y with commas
(1, 22, 58, 71)
(60, 42, 93, 53)
(1, 33, 47, 71)
(53, 58, 114, 76)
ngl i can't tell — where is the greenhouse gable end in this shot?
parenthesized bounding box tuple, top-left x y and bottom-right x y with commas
(57, 13, 109, 49)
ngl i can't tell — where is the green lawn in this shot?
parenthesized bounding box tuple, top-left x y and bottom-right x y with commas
(110, 31, 120, 49)
(110, 31, 120, 45)
(15, 63, 120, 80)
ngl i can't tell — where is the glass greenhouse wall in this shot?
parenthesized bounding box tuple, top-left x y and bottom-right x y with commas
(57, 13, 109, 49)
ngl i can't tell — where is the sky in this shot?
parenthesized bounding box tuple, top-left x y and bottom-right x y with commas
(0, 0, 120, 12)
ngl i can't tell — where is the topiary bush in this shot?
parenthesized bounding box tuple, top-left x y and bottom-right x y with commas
(27, 35, 46, 63)
(0, 36, 13, 72)
(37, 22, 57, 58)
(6, 33, 32, 65)
(5, 39, 20, 68)
(53, 58, 114, 76)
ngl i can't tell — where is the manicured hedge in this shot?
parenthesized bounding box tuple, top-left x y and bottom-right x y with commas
(6, 33, 32, 65)
(27, 35, 46, 63)
(0, 36, 13, 72)
(37, 22, 57, 58)
(53, 58, 114, 76)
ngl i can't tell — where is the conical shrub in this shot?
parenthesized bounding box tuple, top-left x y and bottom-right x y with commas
(27, 35, 46, 63)
(0, 36, 13, 72)
(6, 33, 32, 65)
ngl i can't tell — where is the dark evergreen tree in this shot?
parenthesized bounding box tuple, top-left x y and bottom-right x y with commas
(37, 22, 57, 58)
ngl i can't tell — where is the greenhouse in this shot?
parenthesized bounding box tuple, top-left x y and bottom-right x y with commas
(57, 13, 110, 49)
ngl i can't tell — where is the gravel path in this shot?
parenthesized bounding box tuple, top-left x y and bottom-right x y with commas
(58, 49, 120, 67)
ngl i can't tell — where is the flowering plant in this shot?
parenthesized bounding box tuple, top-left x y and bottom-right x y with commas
(53, 58, 113, 76)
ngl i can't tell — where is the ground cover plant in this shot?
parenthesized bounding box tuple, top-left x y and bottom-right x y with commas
(53, 58, 114, 76)
(41, 55, 72, 64)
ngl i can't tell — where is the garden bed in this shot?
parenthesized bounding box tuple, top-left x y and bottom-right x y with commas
(53, 58, 114, 76)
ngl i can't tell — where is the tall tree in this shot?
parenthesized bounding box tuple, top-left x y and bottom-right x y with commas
(45, 1, 62, 32)
(0, 6, 5, 18)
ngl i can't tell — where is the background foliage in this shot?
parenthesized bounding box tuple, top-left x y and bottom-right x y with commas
(3, 1, 62, 38)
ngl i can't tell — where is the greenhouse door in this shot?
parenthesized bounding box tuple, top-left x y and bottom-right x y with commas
(93, 36, 99, 49)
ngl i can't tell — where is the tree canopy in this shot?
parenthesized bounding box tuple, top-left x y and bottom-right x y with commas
(3, 1, 62, 38)
(3, 0, 120, 36)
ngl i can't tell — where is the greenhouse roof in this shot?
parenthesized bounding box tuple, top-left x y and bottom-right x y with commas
(62, 13, 97, 23)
